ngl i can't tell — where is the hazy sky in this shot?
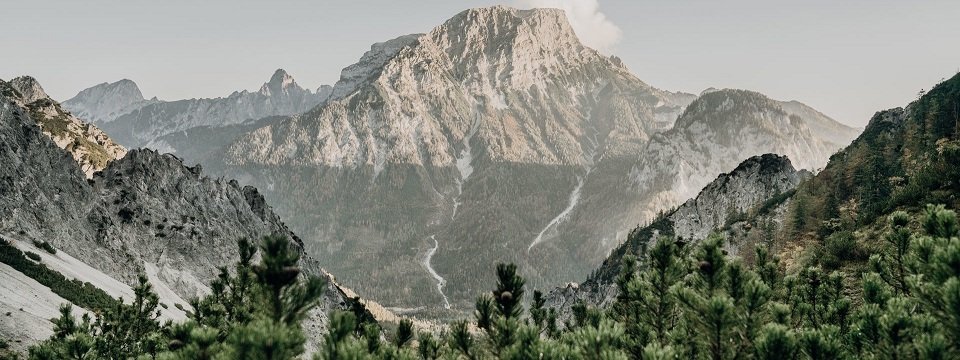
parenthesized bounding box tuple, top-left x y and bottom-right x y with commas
(2, 0, 958, 127)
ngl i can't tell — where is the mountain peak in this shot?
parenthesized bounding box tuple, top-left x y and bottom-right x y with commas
(674, 88, 780, 129)
(63, 79, 151, 125)
(435, 5, 581, 53)
(9, 76, 50, 103)
(260, 68, 302, 96)
(269, 68, 293, 86)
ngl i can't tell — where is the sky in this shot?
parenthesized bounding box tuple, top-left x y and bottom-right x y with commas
(2, 0, 959, 127)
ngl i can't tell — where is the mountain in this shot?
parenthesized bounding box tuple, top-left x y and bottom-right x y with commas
(629, 89, 858, 210)
(546, 153, 811, 316)
(63, 69, 329, 159)
(0, 79, 352, 352)
(2, 77, 126, 177)
(207, 5, 854, 313)
(556, 72, 960, 319)
(61, 79, 158, 124)
(776, 73, 960, 268)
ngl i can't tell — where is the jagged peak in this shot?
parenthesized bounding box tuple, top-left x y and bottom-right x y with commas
(9, 76, 50, 103)
(323, 5, 608, 102)
(268, 68, 294, 87)
(327, 34, 422, 101)
(260, 68, 305, 96)
(100, 148, 202, 179)
(445, 5, 572, 32)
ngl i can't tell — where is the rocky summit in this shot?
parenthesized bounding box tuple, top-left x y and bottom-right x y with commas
(1, 77, 126, 177)
(62, 78, 158, 125)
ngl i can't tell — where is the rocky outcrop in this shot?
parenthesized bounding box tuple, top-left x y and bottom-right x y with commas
(670, 154, 811, 244)
(2, 77, 126, 177)
(546, 154, 811, 320)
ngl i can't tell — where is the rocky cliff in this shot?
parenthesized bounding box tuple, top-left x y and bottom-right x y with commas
(2, 77, 126, 177)
(630, 89, 856, 210)
(212, 6, 699, 312)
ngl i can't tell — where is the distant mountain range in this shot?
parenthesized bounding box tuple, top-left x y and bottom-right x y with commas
(62, 69, 330, 161)
(56, 5, 859, 313)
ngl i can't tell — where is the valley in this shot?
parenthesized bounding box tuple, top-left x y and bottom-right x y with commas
(5, 2, 957, 358)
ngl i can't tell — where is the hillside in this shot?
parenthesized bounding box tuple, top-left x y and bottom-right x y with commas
(0, 77, 355, 353)
(562, 72, 960, 314)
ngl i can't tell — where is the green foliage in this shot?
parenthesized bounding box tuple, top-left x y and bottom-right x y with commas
(32, 240, 56, 255)
(785, 72, 960, 257)
(821, 230, 862, 269)
(393, 319, 413, 348)
(27, 204, 960, 359)
(28, 235, 327, 360)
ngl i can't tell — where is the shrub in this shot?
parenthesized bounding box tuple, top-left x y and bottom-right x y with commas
(25, 251, 41, 262)
(33, 240, 56, 254)
(822, 230, 860, 268)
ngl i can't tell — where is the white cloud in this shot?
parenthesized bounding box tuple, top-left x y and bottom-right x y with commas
(516, 0, 623, 53)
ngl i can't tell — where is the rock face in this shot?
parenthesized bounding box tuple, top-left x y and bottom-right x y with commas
(0, 86, 349, 351)
(2, 77, 126, 177)
(62, 79, 157, 124)
(207, 5, 853, 312)
(64, 69, 328, 159)
(670, 154, 811, 244)
(546, 154, 811, 318)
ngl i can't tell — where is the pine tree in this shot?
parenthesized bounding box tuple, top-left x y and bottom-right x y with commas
(753, 323, 796, 360)
(393, 319, 413, 348)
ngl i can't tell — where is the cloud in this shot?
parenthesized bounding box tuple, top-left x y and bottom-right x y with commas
(516, 0, 623, 53)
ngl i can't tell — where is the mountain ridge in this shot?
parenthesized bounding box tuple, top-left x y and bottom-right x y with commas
(62, 69, 329, 158)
